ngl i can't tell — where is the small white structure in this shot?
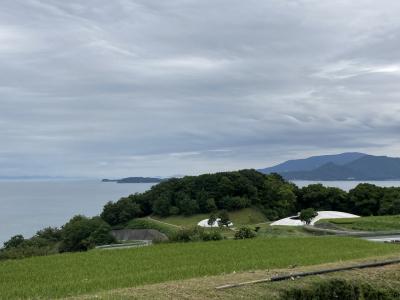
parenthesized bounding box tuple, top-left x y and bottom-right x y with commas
(197, 218, 233, 228)
(270, 211, 359, 226)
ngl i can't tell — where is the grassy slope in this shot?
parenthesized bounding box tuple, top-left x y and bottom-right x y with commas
(318, 215, 400, 232)
(1, 237, 399, 299)
(151, 207, 267, 227)
(125, 218, 179, 237)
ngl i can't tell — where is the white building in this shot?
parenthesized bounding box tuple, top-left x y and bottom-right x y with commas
(270, 211, 359, 226)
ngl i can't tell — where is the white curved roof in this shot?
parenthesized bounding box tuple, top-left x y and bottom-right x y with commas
(197, 218, 233, 228)
(270, 211, 359, 226)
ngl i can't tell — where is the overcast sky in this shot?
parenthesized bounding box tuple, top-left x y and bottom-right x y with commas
(1, 0, 400, 178)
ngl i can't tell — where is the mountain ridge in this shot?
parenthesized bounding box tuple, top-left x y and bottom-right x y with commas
(259, 153, 400, 180)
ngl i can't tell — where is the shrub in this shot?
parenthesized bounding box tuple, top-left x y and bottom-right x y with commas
(170, 227, 223, 242)
(170, 227, 202, 243)
(234, 226, 256, 239)
(201, 230, 223, 241)
(59, 215, 115, 252)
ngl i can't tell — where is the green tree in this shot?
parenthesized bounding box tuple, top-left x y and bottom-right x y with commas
(152, 195, 171, 217)
(208, 213, 217, 226)
(218, 210, 231, 227)
(3, 235, 25, 250)
(299, 208, 317, 225)
(349, 184, 383, 215)
(60, 215, 115, 252)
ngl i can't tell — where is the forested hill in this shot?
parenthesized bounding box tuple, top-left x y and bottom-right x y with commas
(101, 169, 298, 225)
(100, 169, 400, 226)
(259, 153, 400, 180)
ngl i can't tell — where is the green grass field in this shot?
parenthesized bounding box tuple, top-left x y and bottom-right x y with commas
(1, 237, 399, 299)
(317, 215, 400, 232)
(151, 207, 267, 227)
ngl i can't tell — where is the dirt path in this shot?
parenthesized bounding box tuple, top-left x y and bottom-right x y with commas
(146, 216, 182, 228)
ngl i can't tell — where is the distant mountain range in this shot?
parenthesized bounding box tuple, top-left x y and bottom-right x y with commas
(102, 177, 164, 183)
(258, 153, 400, 180)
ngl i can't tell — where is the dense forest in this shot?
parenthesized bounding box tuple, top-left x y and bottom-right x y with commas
(101, 169, 400, 226)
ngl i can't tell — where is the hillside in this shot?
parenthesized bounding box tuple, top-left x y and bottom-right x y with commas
(260, 154, 400, 180)
(258, 152, 366, 174)
(101, 169, 299, 225)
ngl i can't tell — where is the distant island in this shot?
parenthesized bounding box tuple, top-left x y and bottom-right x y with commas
(259, 152, 400, 180)
(102, 177, 164, 183)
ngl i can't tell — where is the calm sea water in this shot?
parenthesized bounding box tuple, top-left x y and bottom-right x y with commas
(292, 180, 400, 191)
(0, 181, 154, 244)
(2, 180, 400, 245)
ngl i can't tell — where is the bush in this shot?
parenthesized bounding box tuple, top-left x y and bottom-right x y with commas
(234, 226, 257, 239)
(59, 215, 115, 252)
(170, 226, 223, 242)
(201, 230, 223, 241)
(0, 230, 62, 260)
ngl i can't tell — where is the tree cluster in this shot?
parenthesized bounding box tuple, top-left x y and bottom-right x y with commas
(101, 170, 298, 225)
(297, 183, 400, 216)
(0, 215, 115, 260)
(101, 170, 400, 228)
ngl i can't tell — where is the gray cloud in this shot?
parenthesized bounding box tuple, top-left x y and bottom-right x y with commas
(1, 0, 400, 177)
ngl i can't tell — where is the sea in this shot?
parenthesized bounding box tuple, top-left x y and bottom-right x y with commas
(1, 179, 400, 245)
(0, 180, 155, 245)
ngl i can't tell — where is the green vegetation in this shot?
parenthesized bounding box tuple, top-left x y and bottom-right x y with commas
(256, 225, 312, 237)
(299, 208, 317, 225)
(234, 226, 257, 239)
(101, 170, 298, 225)
(318, 215, 400, 232)
(101, 170, 400, 231)
(0, 216, 115, 260)
(170, 226, 223, 242)
(4, 170, 400, 261)
(60, 216, 115, 252)
(67, 257, 400, 299)
(0, 237, 399, 299)
(283, 277, 400, 300)
(152, 207, 267, 227)
(126, 218, 178, 238)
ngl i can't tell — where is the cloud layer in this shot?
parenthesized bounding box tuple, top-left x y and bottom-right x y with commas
(1, 0, 400, 177)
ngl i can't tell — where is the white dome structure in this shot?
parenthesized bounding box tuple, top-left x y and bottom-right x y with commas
(197, 218, 233, 228)
(270, 211, 359, 226)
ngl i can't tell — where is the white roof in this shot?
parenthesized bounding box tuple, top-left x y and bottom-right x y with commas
(270, 211, 359, 226)
(197, 218, 233, 228)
